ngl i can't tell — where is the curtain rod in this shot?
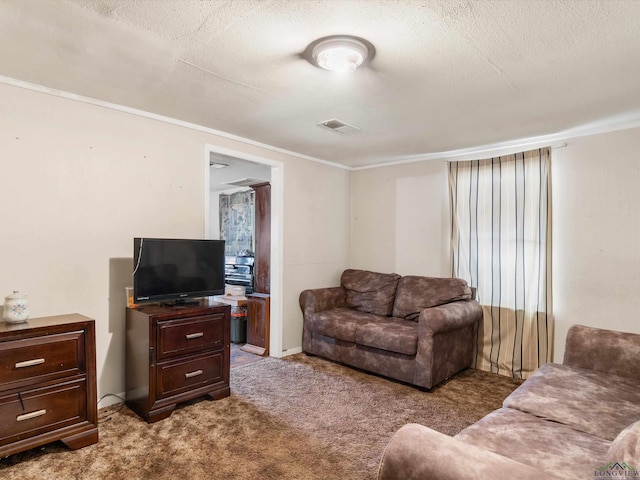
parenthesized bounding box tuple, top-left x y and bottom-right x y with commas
(445, 142, 567, 163)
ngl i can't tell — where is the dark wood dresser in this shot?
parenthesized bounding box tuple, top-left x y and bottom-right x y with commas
(125, 303, 231, 423)
(0, 314, 98, 457)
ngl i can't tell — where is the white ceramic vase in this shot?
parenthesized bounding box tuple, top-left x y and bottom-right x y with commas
(3, 291, 29, 323)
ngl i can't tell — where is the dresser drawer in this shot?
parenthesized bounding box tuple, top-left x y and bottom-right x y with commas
(156, 314, 224, 361)
(0, 378, 87, 446)
(156, 352, 225, 399)
(0, 331, 85, 390)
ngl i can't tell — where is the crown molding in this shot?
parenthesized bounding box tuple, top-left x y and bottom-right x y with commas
(3, 74, 640, 172)
(0, 75, 350, 171)
(352, 113, 640, 170)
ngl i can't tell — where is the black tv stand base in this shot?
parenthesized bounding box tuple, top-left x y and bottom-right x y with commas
(161, 300, 201, 307)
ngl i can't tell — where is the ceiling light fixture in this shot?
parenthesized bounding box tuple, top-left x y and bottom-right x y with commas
(209, 161, 229, 169)
(306, 35, 374, 73)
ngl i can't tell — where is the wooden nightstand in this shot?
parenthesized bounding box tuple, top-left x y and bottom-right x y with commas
(125, 303, 231, 423)
(0, 314, 98, 457)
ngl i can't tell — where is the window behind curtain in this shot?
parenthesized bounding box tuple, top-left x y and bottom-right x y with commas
(449, 147, 552, 379)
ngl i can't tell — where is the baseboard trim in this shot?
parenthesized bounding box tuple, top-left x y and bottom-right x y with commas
(276, 346, 303, 358)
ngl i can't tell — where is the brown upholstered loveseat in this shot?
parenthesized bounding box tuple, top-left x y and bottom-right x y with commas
(299, 269, 482, 389)
(378, 324, 640, 480)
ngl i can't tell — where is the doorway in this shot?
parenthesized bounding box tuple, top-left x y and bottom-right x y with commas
(204, 144, 284, 358)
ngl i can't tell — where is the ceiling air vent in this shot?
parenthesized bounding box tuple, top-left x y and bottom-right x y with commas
(317, 118, 361, 135)
(223, 178, 263, 187)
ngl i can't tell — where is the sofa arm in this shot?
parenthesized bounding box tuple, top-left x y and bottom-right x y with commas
(378, 423, 562, 480)
(299, 287, 347, 317)
(418, 299, 482, 334)
(563, 324, 640, 381)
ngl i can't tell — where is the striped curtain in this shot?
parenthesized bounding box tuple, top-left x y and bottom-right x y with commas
(448, 147, 552, 379)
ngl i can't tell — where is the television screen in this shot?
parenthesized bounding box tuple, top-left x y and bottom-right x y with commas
(133, 238, 225, 304)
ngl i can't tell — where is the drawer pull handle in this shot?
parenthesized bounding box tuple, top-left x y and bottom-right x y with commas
(17, 409, 47, 422)
(185, 332, 204, 340)
(15, 358, 45, 369)
(185, 370, 203, 379)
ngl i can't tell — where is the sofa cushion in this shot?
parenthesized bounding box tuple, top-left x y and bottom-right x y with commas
(341, 269, 401, 317)
(607, 420, 640, 466)
(503, 363, 640, 441)
(455, 407, 610, 480)
(392, 276, 472, 320)
(564, 324, 640, 382)
(355, 318, 419, 356)
(305, 308, 376, 343)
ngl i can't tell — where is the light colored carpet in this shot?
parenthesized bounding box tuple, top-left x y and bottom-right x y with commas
(0, 353, 521, 479)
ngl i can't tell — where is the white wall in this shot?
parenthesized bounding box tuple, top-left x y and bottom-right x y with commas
(0, 82, 350, 402)
(552, 127, 640, 361)
(283, 158, 351, 349)
(209, 192, 221, 240)
(350, 160, 450, 277)
(350, 126, 640, 363)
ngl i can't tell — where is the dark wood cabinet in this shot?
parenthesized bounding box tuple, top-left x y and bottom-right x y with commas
(252, 182, 271, 294)
(125, 303, 230, 423)
(241, 293, 270, 356)
(0, 314, 98, 457)
(245, 182, 271, 357)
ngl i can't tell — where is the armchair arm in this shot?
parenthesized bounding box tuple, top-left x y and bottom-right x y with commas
(563, 324, 640, 381)
(414, 300, 482, 389)
(418, 299, 482, 334)
(378, 423, 562, 480)
(299, 287, 347, 317)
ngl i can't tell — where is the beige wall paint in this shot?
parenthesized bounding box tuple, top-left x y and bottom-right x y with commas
(0, 83, 350, 401)
(4, 78, 639, 396)
(350, 160, 450, 277)
(552, 127, 640, 361)
(350, 127, 640, 364)
(283, 158, 351, 349)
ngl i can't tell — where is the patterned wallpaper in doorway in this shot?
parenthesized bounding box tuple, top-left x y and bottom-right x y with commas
(219, 190, 254, 256)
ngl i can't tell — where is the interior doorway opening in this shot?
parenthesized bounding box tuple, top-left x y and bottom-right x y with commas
(204, 144, 284, 358)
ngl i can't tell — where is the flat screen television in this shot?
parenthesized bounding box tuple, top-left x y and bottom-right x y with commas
(133, 238, 225, 305)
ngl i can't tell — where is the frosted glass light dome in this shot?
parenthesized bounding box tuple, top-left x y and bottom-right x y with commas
(311, 37, 370, 73)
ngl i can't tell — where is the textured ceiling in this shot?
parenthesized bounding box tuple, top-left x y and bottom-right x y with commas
(1, 0, 640, 168)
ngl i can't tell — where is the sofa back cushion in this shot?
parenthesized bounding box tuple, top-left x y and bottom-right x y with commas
(607, 420, 640, 466)
(564, 325, 640, 382)
(341, 269, 401, 316)
(392, 276, 472, 320)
